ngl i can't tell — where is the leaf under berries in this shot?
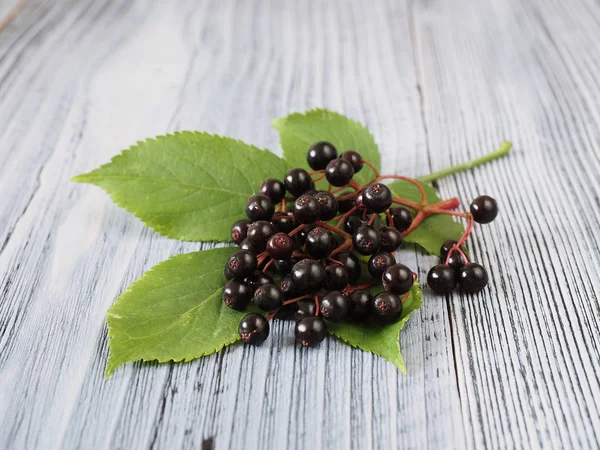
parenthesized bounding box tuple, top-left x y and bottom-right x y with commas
(272, 109, 381, 186)
(388, 180, 465, 256)
(72, 132, 289, 242)
(327, 283, 422, 374)
(105, 246, 246, 378)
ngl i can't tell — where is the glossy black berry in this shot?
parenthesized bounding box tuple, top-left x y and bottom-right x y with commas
(274, 258, 298, 275)
(305, 227, 336, 258)
(314, 191, 339, 221)
(344, 215, 365, 234)
(320, 291, 350, 322)
(446, 251, 466, 273)
(294, 298, 316, 321)
(239, 313, 269, 345)
(253, 283, 283, 311)
(363, 183, 392, 213)
(372, 292, 403, 324)
(470, 195, 498, 224)
(427, 264, 457, 294)
(325, 264, 349, 290)
(246, 220, 276, 250)
(295, 316, 328, 346)
(223, 280, 253, 310)
(307, 141, 338, 170)
(387, 206, 412, 232)
(291, 259, 327, 293)
(224, 264, 235, 280)
(271, 213, 296, 234)
(349, 290, 373, 321)
(440, 240, 464, 261)
(259, 178, 286, 203)
(231, 219, 251, 245)
(266, 232, 295, 259)
(340, 150, 363, 173)
(295, 224, 315, 245)
(368, 252, 395, 278)
(337, 196, 356, 213)
(280, 275, 295, 298)
(325, 158, 355, 187)
(285, 168, 314, 197)
(227, 250, 258, 279)
(382, 263, 413, 295)
(245, 194, 275, 221)
(352, 225, 381, 255)
(379, 226, 403, 252)
(246, 271, 274, 292)
(458, 263, 489, 294)
(239, 238, 260, 254)
(336, 252, 361, 282)
(293, 194, 321, 224)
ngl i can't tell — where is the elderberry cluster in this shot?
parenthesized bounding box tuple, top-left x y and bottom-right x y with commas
(223, 142, 415, 347)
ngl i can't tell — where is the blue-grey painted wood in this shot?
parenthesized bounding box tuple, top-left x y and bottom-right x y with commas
(0, 0, 598, 449)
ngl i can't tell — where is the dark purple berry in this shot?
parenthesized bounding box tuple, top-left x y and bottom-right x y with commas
(246, 220, 276, 250)
(295, 316, 328, 346)
(325, 158, 354, 187)
(325, 264, 349, 290)
(447, 251, 466, 273)
(344, 215, 365, 234)
(379, 226, 402, 252)
(293, 194, 321, 224)
(239, 238, 260, 254)
(239, 313, 269, 345)
(223, 280, 252, 310)
(259, 178, 286, 203)
(352, 225, 381, 255)
(271, 213, 296, 234)
(337, 196, 356, 213)
(314, 191, 339, 221)
(224, 264, 235, 280)
(470, 195, 498, 224)
(231, 219, 251, 245)
(294, 299, 316, 321)
(362, 183, 392, 213)
(372, 292, 403, 324)
(336, 252, 361, 282)
(320, 291, 350, 322)
(246, 194, 275, 221)
(253, 283, 283, 311)
(280, 275, 295, 298)
(295, 224, 315, 245)
(340, 150, 363, 173)
(291, 259, 327, 293)
(349, 290, 373, 321)
(266, 232, 295, 259)
(305, 227, 336, 258)
(440, 240, 462, 261)
(285, 168, 314, 197)
(458, 263, 489, 294)
(246, 271, 274, 292)
(427, 264, 457, 294)
(274, 258, 298, 275)
(227, 250, 258, 279)
(367, 252, 395, 278)
(387, 206, 412, 232)
(382, 263, 413, 295)
(307, 141, 338, 170)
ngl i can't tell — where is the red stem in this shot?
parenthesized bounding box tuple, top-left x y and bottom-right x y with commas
(375, 175, 426, 205)
(361, 159, 380, 177)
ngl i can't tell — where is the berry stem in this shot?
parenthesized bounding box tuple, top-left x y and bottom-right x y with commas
(314, 295, 320, 317)
(316, 221, 351, 239)
(401, 210, 426, 236)
(346, 280, 377, 293)
(336, 206, 358, 228)
(266, 311, 278, 321)
(361, 159, 380, 177)
(281, 199, 287, 213)
(349, 180, 362, 191)
(312, 173, 327, 183)
(367, 214, 377, 226)
(289, 224, 305, 237)
(400, 291, 411, 304)
(282, 295, 311, 306)
(262, 258, 274, 272)
(329, 238, 353, 258)
(445, 215, 474, 264)
(384, 210, 394, 228)
(308, 170, 325, 176)
(392, 196, 421, 210)
(375, 175, 427, 205)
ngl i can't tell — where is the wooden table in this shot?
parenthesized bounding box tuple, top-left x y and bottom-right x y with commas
(1, 1, 599, 448)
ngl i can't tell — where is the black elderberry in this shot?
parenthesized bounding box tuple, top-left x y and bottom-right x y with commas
(223, 280, 253, 310)
(274, 257, 299, 275)
(382, 263, 413, 295)
(291, 259, 327, 293)
(379, 226, 403, 252)
(352, 225, 381, 255)
(325, 158, 355, 187)
(325, 263, 349, 290)
(344, 215, 365, 234)
(295, 224, 315, 245)
(227, 250, 258, 279)
(307, 141, 338, 170)
(440, 239, 464, 261)
(458, 263, 489, 294)
(266, 232, 295, 259)
(231, 219, 251, 245)
(387, 206, 412, 232)
(305, 227, 336, 258)
(363, 183, 392, 213)
(470, 195, 498, 224)
(367, 252, 396, 278)
(238, 313, 270, 345)
(271, 213, 296, 234)
(337, 196, 357, 213)
(320, 291, 350, 322)
(427, 264, 457, 295)
(245, 194, 275, 221)
(314, 191, 339, 221)
(246, 220, 276, 250)
(372, 292, 403, 324)
(280, 275, 295, 298)
(253, 283, 283, 311)
(349, 290, 373, 321)
(446, 251, 466, 273)
(340, 150, 363, 173)
(239, 238, 260, 254)
(224, 264, 235, 280)
(293, 194, 321, 224)
(294, 298, 316, 321)
(295, 316, 328, 346)
(246, 271, 274, 292)
(336, 252, 361, 282)
(285, 168, 314, 197)
(259, 178, 286, 203)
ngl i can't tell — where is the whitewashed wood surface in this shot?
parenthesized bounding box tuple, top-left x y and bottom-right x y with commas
(0, 0, 599, 449)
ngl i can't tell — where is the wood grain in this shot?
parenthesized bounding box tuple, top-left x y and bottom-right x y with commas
(0, 0, 598, 449)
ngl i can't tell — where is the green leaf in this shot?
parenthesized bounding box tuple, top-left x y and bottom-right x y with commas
(72, 132, 289, 241)
(328, 283, 422, 374)
(388, 180, 464, 255)
(272, 109, 380, 186)
(105, 247, 246, 378)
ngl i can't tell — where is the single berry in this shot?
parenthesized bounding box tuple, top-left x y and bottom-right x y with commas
(238, 313, 269, 345)
(382, 263, 413, 295)
(227, 250, 258, 279)
(307, 141, 338, 170)
(291, 259, 327, 293)
(470, 195, 498, 224)
(314, 191, 339, 221)
(344, 215, 365, 234)
(362, 183, 392, 213)
(293, 194, 321, 224)
(231, 219, 251, 245)
(285, 168, 314, 197)
(266, 232, 295, 259)
(253, 283, 283, 311)
(352, 225, 381, 255)
(427, 264, 457, 294)
(274, 258, 299, 275)
(239, 238, 260, 254)
(246, 220, 276, 250)
(354, 191, 364, 209)
(387, 206, 412, 232)
(325, 264, 349, 290)
(349, 290, 373, 321)
(223, 280, 253, 310)
(246, 271, 274, 292)
(320, 291, 350, 322)
(336, 252, 361, 282)
(224, 264, 235, 280)
(372, 292, 403, 324)
(271, 213, 296, 234)
(245, 194, 275, 221)
(340, 150, 363, 173)
(280, 275, 295, 298)
(379, 226, 403, 252)
(294, 299, 316, 321)
(337, 196, 356, 213)
(325, 158, 355, 187)
(259, 178, 286, 203)
(368, 252, 395, 278)
(295, 316, 328, 346)
(458, 263, 489, 294)
(446, 251, 466, 273)
(305, 227, 336, 258)
(295, 224, 315, 245)
(440, 239, 464, 261)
